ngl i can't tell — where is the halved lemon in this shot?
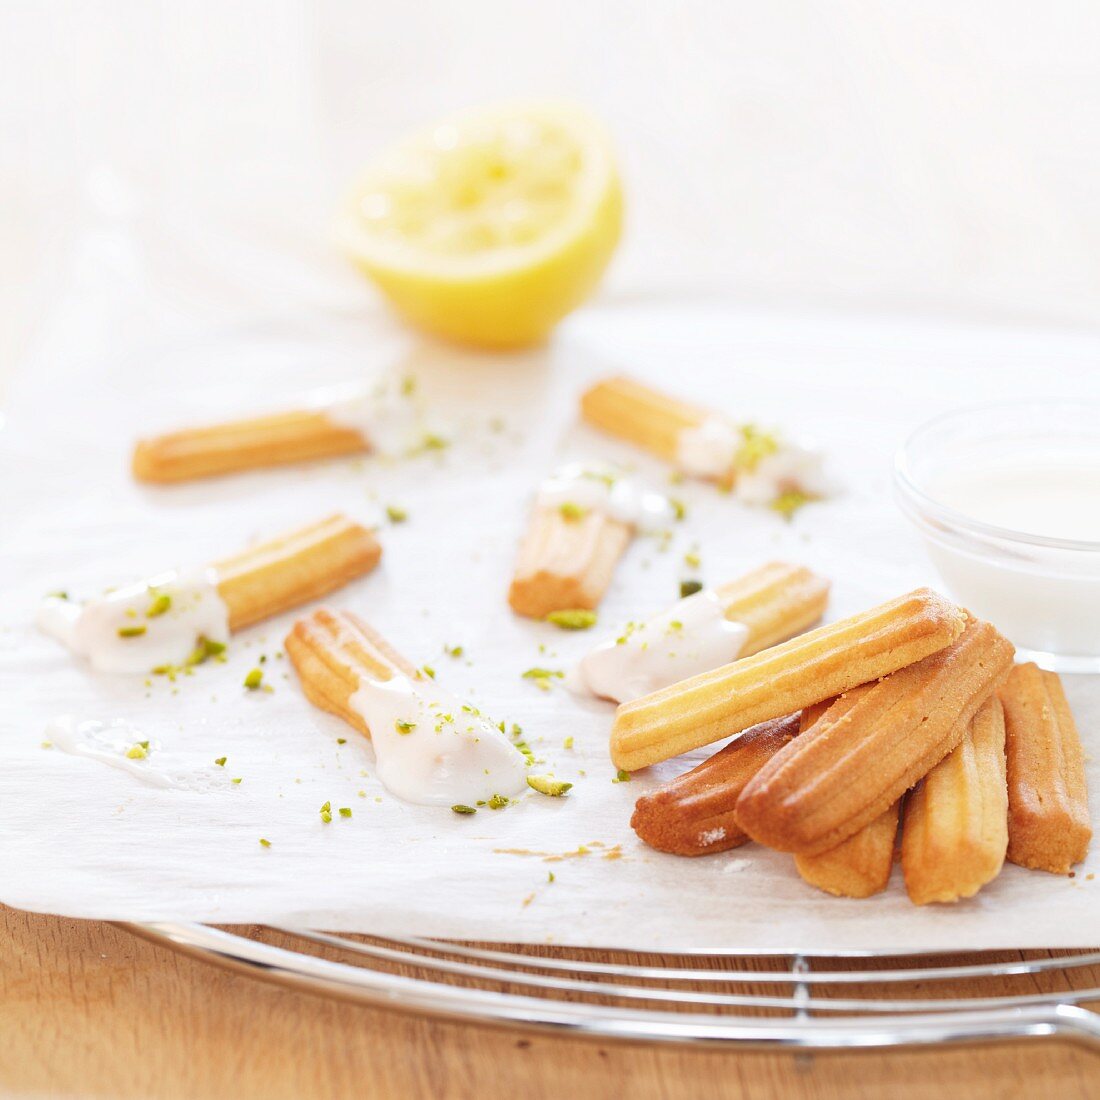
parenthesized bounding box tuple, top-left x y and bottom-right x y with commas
(336, 102, 623, 349)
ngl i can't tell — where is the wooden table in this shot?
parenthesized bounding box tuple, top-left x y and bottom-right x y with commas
(3, 906, 1098, 1099)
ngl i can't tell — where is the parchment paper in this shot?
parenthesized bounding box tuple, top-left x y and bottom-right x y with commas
(1, 221, 1097, 950)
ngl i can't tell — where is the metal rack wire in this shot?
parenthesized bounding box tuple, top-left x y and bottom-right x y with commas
(125, 923, 1100, 1053)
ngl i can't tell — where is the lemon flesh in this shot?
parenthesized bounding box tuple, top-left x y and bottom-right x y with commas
(337, 103, 623, 349)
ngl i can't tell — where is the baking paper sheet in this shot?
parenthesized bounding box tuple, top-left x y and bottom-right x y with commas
(2, 222, 1098, 951)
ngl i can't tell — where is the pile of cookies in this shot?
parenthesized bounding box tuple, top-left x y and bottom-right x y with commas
(627, 589, 1091, 903)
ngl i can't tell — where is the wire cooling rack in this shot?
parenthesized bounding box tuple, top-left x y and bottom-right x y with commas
(123, 923, 1100, 1053)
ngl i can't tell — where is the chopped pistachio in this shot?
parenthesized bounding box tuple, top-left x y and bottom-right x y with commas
(582, 469, 616, 487)
(612, 769, 632, 783)
(395, 719, 416, 735)
(733, 423, 781, 472)
(548, 871, 555, 883)
(683, 550, 701, 569)
(259, 838, 271, 848)
(146, 593, 172, 618)
(563, 736, 574, 750)
(125, 743, 148, 760)
(487, 794, 510, 810)
(770, 489, 812, 521)
(420, 664, 436, 680)
(214, 756, 227, 767)
(400, 374, 417, 396)
(320, 810, 332, 823)
(47, 590, 70, 600)
(41, 740, 53, 749)
(357, 790, 366, 798)
(444, 643, 464, 658)
(181, 635, 228, 671)
(669, 497, 687, 521)
(679, 579, 704, 599)
(320, 801, 331, 812)
(558, 501, 588, 522)
(527, 774, 573, 797)
(338, 807, 352, 818)
(336, 737, 347, 745)
(521, 667, 564, 691)
(386, 504, 408, 523)
(452, 804, 477, 815)
(545, 609, 597, 631)
(243, 668, 264, 691)
(231, 778, 242, 785)
(117, 624, 147, 638)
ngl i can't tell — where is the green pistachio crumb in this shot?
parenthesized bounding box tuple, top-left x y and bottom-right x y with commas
(320, 810, 332, 823)
(669, 497, 687, 521)
(214, 757, 227, 767)
(386, 504, 408, 523)
(47, 590, 70, 600)
(444, 643, 464, 658)
(243, 668, 264, 690)
(612, 769, 632, 783)
(545, 609, 597, 630)
(125, 744, 147, 760)
(336, 738, 347, 745)
(41, 740, 53, 749)
(521, 667, 564, 691)
(320, 801, 331, 812)
(146, 593, 172, 618)
(527, 774, 573, 797)
(733, 423, 781, 472)
(420, 665, 436, 680)
(395, 719, 416, 735)
(452, 804, 477, 815)
(259, 838, 271, 848)
(338, 807, 352, 818)
(117, 624, 147, 638)
(400, 374, 417, 396)
(770, 489, 812, 521)
(558, 501, 588, 522)
(680, 579, 704, 599)
(563, 736, 574, 750)
(487, 794, 510, 810)
(231, 778, 242, 785)
(683, 550, 701, 568)
(420, 432, 449, 452)
(548, 871, 555, 883)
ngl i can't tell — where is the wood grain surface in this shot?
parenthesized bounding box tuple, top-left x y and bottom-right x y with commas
(2, 905, 1098, 1099)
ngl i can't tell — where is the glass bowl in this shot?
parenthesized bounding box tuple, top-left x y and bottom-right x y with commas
(894, 401, 1100, 673)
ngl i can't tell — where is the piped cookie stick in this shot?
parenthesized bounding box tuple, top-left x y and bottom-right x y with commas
(286, 608, 528, 806)
(133, 378, 425, 483)
(37, 513, 380, 673)
(580, 374, 830, 505)
(509, 463, 669, 619)
(572, 562, 829, 703)
(735, 617, 1015, 856)
(792, 691, 900, 898)
(901, 697, 1009, 904)
(999, 663, 1091, 874)
(610, 588, 967, 772)
(630, 714, 801, 856)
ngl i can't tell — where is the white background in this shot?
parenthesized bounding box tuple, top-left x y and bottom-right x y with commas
(4, 0, 1100, 386)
